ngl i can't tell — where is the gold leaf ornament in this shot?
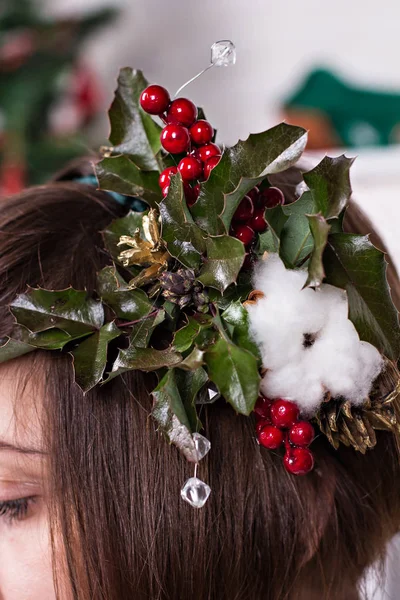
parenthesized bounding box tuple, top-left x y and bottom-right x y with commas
(117, 209, 170, 288)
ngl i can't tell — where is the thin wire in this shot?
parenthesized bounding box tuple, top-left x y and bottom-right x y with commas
(194, 463, 198, 479)
(173, 46, 231, 98)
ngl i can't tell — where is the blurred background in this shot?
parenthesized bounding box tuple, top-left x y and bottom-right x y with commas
(1, 0, 399, 596)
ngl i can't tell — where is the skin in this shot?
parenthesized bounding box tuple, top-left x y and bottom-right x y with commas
(0, 362, 56, 600)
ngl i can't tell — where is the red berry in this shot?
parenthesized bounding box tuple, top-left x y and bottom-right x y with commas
(258, 425, 284, 450)
(254, 396, 273, 419)
(184, 183, 200, 207)
(248, 208, 268, 233)
(270, 399, 300, 429)
(258, 187, 285, 209)
(243, 252, 256, 271)
(190, 120, 214, 145)
(167, 98, 197, 127)
(256, 418, 272, 434)
(161, 184, 170, 197)
(178, 156, 203, 181)
(203, 155, 221, 180)
(197, 143, 221, 163)
(160, 124, 190, 154)
(159, 166, 178, 188)
(233, 196, 254, 222)
(284, 447, 314, 476)
(289, 421, 314, 447)
(247, 187, 260, 202)
(232, 224, 255, 248)
(140, 85, 170, 115)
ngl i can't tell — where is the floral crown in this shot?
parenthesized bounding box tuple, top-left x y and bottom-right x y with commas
(2, 42, 400, 508)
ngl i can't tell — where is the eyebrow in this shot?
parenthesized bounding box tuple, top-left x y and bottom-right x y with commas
(0, 440, 47, 456)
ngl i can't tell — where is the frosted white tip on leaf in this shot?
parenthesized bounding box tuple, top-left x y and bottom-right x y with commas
(246, 254, 384, 414)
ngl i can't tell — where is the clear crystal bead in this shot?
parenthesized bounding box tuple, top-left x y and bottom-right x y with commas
(193, 432, 211, 462)
(181, 477, 211, 508)
(211, 40, 236, 67)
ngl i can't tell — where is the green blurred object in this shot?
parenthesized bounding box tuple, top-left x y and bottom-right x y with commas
(284, 68, 400, 147)
(0, 0, 117, 192)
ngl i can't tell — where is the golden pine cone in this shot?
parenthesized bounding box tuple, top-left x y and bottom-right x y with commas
(314, 358, 400, 454)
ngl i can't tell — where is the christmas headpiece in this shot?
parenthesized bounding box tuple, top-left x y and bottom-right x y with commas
(1, 42, 400, 508)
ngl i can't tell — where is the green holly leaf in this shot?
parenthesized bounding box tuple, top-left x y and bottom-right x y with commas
(173, 314, 212, 353)
(175, 368, 208, 417)
(198, 235, 245, 293)
(129, 309, 165, 348)
(159, 174, 206, 269)
(303, 214, 331, 288)
(303, 155, 354, 219)
(278, 191, 317, 267)
(324, 233, 400, 361)
(191, 123, 307, 235)
(178, 347, 205, 371)
(0, 338, 36, 362)
(72, 322, 122, 393)
(97, 266, 153, 321)
(107, 345, 182, 381)
(10, 288, 104, 336)
(107, 68, 163, 171)
(151, 369, 200, 461)
(102, 210, 147, 262)
(259, 206, 289, 254)
(205, 334, 260, 415)
(13, 326, 91, 350)
(221, 301, 261, 360)
(95, 156, 161, 208)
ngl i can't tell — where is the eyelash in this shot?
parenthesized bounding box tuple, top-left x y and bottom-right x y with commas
(0, 496, 37, 523)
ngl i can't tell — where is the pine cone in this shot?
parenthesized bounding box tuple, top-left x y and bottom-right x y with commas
(159, 269, 209, 312)
(315, 358, 400, 454)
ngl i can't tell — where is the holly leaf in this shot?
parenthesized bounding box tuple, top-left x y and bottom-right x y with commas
(0, 338, 36, 362)
(107, 68, 163, 171)
(13, 326, 91, 350)
(278, 191, 317, 268)
(102, 210, 147, 262)
(259, 206, 290, 254)
(129, 309, 165, 348)
(95, 155, 161, 208)
(173, 314, 212, 353)
(303, 214, 331, 288)
(204, 334, 260, 415)
(72, 322, 122, 393)
(178, 347, 205, 371)
(198, 235, 245, 293)
(303, 155, 354, 219)
(221, 301, 261, 359)
(107, 345, 182, 380)
(175, 368, 208, 418)
(324, 233, 400, 361)
(151, 369, 198, 462)
(97, 266, 153, 321)
(191, 123, 307, 235)
(10, 288, 104, 336)
(159, 174, 206, 269)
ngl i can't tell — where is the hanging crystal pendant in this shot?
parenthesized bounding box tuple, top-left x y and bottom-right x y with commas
(193, 432, 211, 462)
(181, 477, 211, 509)
(211, 40, 236, 67)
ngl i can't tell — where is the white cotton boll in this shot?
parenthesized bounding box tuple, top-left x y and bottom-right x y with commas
(247, 253, 384, 414)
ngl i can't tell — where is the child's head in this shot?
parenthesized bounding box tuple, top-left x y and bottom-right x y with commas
(0, 173, 399, 600)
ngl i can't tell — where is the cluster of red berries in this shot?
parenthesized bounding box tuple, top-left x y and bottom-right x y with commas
(139, 84, 286, 262)
(230, 185, 285, 249)
(140, 84, 221, 207)
(254, 396, 315, 476)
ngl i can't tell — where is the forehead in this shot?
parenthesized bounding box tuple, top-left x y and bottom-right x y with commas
(0, 356, 44, 451)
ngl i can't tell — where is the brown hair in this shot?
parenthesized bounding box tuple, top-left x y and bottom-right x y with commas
(0, 172, 400, 600)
